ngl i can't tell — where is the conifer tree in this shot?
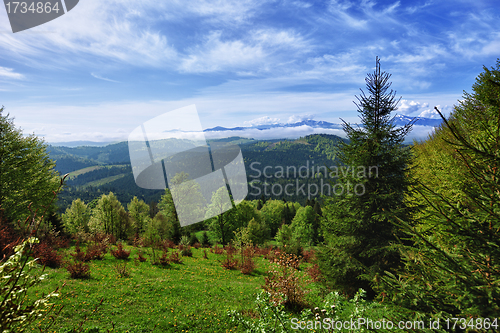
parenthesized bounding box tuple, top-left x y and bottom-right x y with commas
(318, 57, 415, 298)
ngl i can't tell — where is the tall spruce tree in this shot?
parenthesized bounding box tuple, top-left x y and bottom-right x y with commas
(318, 57, 415, 298)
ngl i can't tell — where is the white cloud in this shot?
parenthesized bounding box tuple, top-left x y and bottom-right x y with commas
(287, 114, 314, 123)
(179, 29, 309, 74)
(398, 99, 454, 119)
(244, 116, 281, 126)
(0, 67, 24, 80)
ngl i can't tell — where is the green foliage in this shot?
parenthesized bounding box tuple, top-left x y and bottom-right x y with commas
(319, 57, 415, 298)
(290, 206, 317, 247)
(88, 192, 132, 240)
(230, 288, 415, 333)
(127, 196, 150, 234)
(206, 187, 234, 245)
(0, 108, 60, 224)
(380, 59, 500, 319)
(275, 224, 301, 256)
(62, 198, 91, 234)
(0, 238, 61, 332)
(260, 199, 286, 237)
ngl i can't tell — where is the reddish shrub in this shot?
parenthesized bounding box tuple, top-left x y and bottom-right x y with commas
(224, 244, 236, 255)
(70, 242, 87, 262)
(33, 242, 63, 268)
(211, 244, 224, 255)
(108, 234, 117, 245)
(192, 242, 201, 249)
(178, 244, 192, 257)
(168, 251, 183, 264)
(302, 249, 316, 263)
(203, 249, 208, 259)
(85, 243, 107, 261)
(221, 253, 239, 270)
(137, 252, 147, 262)
(240, 257, 256, 275)
(111, 243, 130, 259)
(161, 239, 176, 251)
(152, 252, 170, 267)
(0, 224, 18, 260)
(307, 263, 323, 283)
(66, 261, 90, 279)
(263, 253, 310, 311)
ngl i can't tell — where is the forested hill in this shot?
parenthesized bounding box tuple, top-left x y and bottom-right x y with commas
(50, 134, 347, 211)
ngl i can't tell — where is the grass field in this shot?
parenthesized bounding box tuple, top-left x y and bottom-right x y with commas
(27, 243, 310, 333)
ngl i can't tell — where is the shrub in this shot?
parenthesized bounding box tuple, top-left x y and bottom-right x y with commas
(239, 245, 256, 275)
(137, 252, 147, 262)
(168, 251, 183, 264)
(114, 261, 130, 278)
(66, 261, 90, 279)
(178, 244, 192, 257)
(110, 243, 130, 260)
(301, 249, 316, 263)
(307, 263, 323, 283)
(224, 244, 236, 255)
(154, 252, 170, 267)
(0, 223, 18, 259)
(70, 242, 87, 262)
(33, 242, 62, 268)
(179, 236, 192, 257)
(203, 250, 208, 259)
(160, 239, 176, 251)
(221, 253, 239, 270)
(85, 243, 107, 261)
(211, 244, 224, 255)
(263, 253, 309, 311)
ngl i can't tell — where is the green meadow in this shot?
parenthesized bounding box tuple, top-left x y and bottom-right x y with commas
(27, 243, 311, 333)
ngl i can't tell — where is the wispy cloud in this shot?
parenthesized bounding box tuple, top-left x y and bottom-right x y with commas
(91, 73, 120, 83)
(0, 67, 24, 80)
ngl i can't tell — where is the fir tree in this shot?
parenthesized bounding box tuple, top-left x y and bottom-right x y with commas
(318, 57, 415, 298)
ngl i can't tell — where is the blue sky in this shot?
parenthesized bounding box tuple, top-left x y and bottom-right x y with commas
(0, 0, 499, 143)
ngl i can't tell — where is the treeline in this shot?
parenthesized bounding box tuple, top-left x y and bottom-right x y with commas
(61, 190, 324, 250)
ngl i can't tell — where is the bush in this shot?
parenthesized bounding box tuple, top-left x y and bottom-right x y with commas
(110, 243, 130, 259)
(168, 251, 183, 264)
(70, 242, 87, 262)
(152, 252, 170, 267)
(66, 261, 90, 279)
(85, 243, 107, 261)
(263, 253, 309, 312)
(33, 242, 63, 268)
(137, 252, 147, 262)
(114, 261, 130, 278)
(211, 244, 224, 255)
(221, 253, 238, 270)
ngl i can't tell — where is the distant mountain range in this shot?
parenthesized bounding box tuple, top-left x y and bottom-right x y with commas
(204, 115, 443, 132)
(48, 116, 442, 147)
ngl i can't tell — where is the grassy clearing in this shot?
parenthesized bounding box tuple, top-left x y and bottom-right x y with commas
(84, 174, 127, 187)
(68, 166, 102, 179)
(27, 244, 281, 333)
